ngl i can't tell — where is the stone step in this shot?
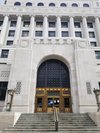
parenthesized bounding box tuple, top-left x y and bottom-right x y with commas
(3, 128, 100, 133)
(2, 113, 100, 133)
(2, 131, 100, 133)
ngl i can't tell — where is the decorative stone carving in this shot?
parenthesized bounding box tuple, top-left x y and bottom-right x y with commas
(0, 71, 10, 77)
(19, 39, 29, 48)
(15, 81, 22, 94)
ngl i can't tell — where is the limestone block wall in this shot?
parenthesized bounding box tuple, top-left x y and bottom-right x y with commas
(89, 112, 100, 127)
(75, 40, 97, 112)
(0, 113, 14, 130)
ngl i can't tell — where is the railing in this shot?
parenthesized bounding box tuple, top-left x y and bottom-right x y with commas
(53, 107, 59, 131)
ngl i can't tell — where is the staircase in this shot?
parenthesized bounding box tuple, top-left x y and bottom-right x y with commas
(58, 113, 99, 132)
(2, 113, 100, 133)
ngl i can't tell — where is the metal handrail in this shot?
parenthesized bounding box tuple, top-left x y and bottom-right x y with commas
(53, 106, 59, 131)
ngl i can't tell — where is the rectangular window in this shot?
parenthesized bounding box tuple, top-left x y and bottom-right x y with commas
(74, 22, 81, 28)
(87, 22, 93, 28)
(23, 21, 30, 27)
(8, 30, 15, 37)
(95, 51, 100, 59)
(35, 31, 43, 37)
(90, 42, 97, 47)
(1, 50, 9, 58)
(22, 31, 29, 37)
(75, 31, 82, 38)
(10, 21, 17, 27)
(98, 82, 100, 89)
(0, 21, 3, 26)
(37, 98, 42, 108)
(62, 31, 69, 37)
(89, 32, 95, 38)
(64, 98, 70, 107)
(49, 22, 56, 27)
(61, 22, 68, 28)
(48, 31, 55, 37)
(36, 21, 43, 27)
(0, 82, 8, 100)
(6, 41, 13, 46)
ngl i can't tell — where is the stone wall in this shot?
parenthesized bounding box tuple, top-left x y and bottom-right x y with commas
(0, 113, 14, 130)
(89, 112, 100, 127)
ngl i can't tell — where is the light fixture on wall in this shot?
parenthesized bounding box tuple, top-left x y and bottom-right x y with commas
(6, 89, 15, 111)
(93, 88, 100, 112)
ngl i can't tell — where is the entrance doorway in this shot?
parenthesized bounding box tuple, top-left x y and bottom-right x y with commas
(35, 88, 72, 113)
(35, 59, 72, 113)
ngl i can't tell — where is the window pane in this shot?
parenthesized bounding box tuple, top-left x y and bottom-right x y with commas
(14, 2, 21, 6)
(23, 21, 30, 27)
(49, 3, 55, 7)
(0, 82, 8, 100)
(49, 22, 55, 27)
(62, 31, 69, 37)
(87, 22, 93, 28)
(90, 42, 97, 47)
(64, 98, 70, 107)
(83, 4, 89, 7)
(72, 3, 78, 7)
(1, 50, 9, 58)
(37, 3, 44, 6)
(98, 82, 100, 89)
(74, 22, 81, 28)
(61, 22, 68, 28)
(10, 21, 17, 27)
(22, 31, 29, 37)
(26, 2, 32, 6)
(60, 3, 66, 7)
(8, 30, 15, 37)
(35, 31, 43, 37)
(6, 41, 13, 46)
(89, 32, 95, 38)
(95, 51, 100, 59)
(48, 31, 55, 37)
(0, 21, 3, 26)
(37, 98, 42, 107)
(36, 21, 43, 27)
(75, 32, 82, 38)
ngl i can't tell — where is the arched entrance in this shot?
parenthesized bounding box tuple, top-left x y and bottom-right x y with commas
(35, 59, 72, 113)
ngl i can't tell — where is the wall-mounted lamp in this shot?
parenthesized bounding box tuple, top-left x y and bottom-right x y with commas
(93, 88, 100, 112)
(6, 89, 15, 111)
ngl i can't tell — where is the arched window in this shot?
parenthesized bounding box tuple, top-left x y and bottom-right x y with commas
(14, 2, 21, 6)
(83, 3, 89, 7)
(49, 3, 55, 7)
(72, 3, 78, 7)
(37, 2, 44, 6)
(37, 59, 70, 88)
(60, 3, 67, 7)
(26, 2, 32, 6)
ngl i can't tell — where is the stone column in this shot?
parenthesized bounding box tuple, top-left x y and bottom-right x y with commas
(14, 15, 22, 45)
(43, 16, 48, 38)
(0, 15, 9, 45)
(56, 16, 61, 37)
(30, 16, 35, 38)
(82, 17, 89, 39)
(70, 17, 75, 37)
(95, 17, 100, 46)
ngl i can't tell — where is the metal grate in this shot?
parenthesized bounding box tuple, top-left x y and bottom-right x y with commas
(36, 59, 70, 88)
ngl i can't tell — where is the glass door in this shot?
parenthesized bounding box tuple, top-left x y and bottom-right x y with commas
(47, 97, 60, 112)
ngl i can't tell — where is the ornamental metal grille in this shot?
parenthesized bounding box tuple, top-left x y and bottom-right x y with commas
(36, 59, 70, 88)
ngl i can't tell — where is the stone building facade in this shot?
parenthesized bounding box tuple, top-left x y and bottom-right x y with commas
(0, 0, 100, 113)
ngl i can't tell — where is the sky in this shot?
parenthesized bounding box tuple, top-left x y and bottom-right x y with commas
(0, 0, 4, 4)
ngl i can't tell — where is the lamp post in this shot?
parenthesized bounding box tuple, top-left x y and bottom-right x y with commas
(93, 88, 100, 112)
(6, 89, 15, 111)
